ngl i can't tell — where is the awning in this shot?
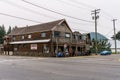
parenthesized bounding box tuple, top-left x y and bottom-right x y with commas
(9, 39, 51, 44)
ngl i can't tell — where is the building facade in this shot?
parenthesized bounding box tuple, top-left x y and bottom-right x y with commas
(4, 19, 89, 56)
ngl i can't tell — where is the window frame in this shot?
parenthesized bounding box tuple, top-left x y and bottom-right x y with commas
(13, 36, 16, 41)
(28, 34, 31, 39)
(21, 35, 24, 39)
(54, 31, 60, 37)
(41, 32, 46, 37)
(65, 33, 71, 38)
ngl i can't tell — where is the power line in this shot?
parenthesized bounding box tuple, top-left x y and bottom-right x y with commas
(68, 0, 114, 20)
(68, 0, 96, 9)
(105, 29, 114, 36)
(0, 12, 41, 23)
(0, 11, 93, 32)
(56, 0, 91, 11)
(21, 0, 93, 23)
(71, 0, 114, 19)
(2, 0, 95, 26)
(68, 20, 93, 25)
(71, 28, 91, 33)
(67, 0, 116, 34)
(0, 11, 92, 32)
(102, 10, 114, 20)
(1, 0, 95, 28)
(1, 0, 56, 19)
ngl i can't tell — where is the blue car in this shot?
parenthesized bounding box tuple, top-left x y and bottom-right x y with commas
(100, 50, 112, 55)
(57, 52, 64, 57)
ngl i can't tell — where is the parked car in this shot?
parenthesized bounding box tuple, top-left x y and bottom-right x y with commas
(57, 52, 64, 57)
(100, 50, 112, 55)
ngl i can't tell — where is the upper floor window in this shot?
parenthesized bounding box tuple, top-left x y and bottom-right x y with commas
(82, 35, 86, 40)
(28, 34, 31, 39)
(41, 32, 46, 37)
(54, 31, 60, 37)
(65, 33, 71, 38)
(21, 35, 24, 39)
(61, 23, 65, 26)
(13, 36, 16, 40)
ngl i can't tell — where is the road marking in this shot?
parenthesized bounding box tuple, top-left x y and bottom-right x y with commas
(118, 59, 120, 62)
(0, 58, 48, 63)
(0, 59, 25, 63)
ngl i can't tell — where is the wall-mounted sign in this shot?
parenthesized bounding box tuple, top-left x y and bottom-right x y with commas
(31, 44, 37, 50)
(64, 43, 67, 48)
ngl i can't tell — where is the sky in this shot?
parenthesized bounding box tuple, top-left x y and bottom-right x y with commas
(0, 0, 120, 39)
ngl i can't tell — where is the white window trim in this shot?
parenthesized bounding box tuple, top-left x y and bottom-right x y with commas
(65, 33, 71, 38)
(28, 34, 31, 39)
(22, 35, 24, 39)
(41, 32, 46, 37)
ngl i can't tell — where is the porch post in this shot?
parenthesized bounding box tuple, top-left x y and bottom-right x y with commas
(51, 31, 54, 56)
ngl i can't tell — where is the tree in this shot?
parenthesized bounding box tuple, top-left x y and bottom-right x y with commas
(0, 25, 6, 44)
(7, 26, 12, 34)
(112, 31, 120, 40)
(90, 39, 111, 53)
(12, 26, 17, 31)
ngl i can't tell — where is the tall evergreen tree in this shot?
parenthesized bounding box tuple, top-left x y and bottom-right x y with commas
(0, 25, 6, 44)
(12, 26, 17, 31)
(112, 31, 120, 40)
(7, 26, 12, 34)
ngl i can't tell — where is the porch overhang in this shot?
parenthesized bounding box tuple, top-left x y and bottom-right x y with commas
(9, 39, 51, 44)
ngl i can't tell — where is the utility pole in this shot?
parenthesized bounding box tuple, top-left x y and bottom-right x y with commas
(112, 19, 117, 54)
(91, 9, 100, 55)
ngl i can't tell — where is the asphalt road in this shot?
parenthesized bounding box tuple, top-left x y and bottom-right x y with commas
(0, 54, 120, 80)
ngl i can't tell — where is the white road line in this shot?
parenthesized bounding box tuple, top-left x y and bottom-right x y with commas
(0, 59, 24, 63)
(0, 58, 47, 63)
(118, 59, 120, 62)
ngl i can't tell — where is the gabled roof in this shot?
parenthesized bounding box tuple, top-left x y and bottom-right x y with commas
(9, 19, 66, 35)
(89, 32, 108, 41)
(73, 31, 81, 35)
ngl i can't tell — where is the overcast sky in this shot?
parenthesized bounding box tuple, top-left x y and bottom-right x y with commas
(0, 0, 120, 39)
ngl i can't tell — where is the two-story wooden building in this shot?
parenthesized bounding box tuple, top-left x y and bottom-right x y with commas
(4, 19, 89, 56)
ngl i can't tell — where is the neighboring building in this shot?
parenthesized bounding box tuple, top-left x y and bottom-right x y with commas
(85, 32, 108, 46)
(109, 40, 120, 53)
(4, 19, 88, 56)
(83, 32, 109, 53)
(87, 32, 108, 41)
(72, 31, 89, 56)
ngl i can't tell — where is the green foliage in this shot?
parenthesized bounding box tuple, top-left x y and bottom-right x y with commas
(116, 31, 120, 40)
(7, 26, 12, 34)
(0, 25, 6, 44)
(12, 26, 17, 32)
(90, 39, 111, 53)
(0, 25, 17, 44)
(112, 31, 120, 40)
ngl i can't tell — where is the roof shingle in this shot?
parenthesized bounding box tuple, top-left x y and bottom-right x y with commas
(9, 19, 64, 35)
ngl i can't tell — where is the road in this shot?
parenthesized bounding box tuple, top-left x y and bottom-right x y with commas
(0, 54, 120, 80)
